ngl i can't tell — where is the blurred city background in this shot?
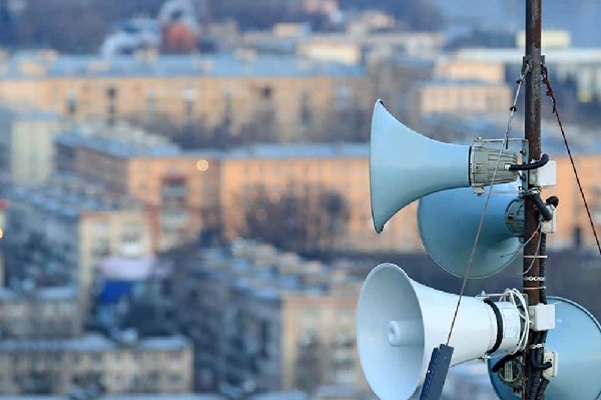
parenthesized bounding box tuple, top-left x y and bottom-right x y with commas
(0, 0, 601, 399)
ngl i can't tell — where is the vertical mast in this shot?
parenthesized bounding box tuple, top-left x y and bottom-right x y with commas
(523, 0, 543, 397)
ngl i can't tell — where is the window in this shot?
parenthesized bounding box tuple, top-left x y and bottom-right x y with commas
(334, 85, 352, 111)
(146, 90, 156, 123)
(183, 86, 197, 125)
(223, 91, 233, 127)
(106, 85, 118, 126)
(67, 88, 78, 116)
(300, 90, 312, 127)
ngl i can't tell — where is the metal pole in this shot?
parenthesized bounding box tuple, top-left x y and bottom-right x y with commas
(523, 0, 543, 398)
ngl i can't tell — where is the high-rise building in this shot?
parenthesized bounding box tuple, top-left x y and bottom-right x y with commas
(0, 106, 62, 185)
(3, 176, 153, 310)
(172, 240, 369, 396)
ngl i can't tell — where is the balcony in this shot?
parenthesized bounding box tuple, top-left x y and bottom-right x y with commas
(161, 185, 187, 198)
(121, 241, 143, 257)
(160, 211, 188, 228)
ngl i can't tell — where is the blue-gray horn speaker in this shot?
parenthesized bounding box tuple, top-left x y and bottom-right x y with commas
(370, 100, 519, 233)
(488, 297, 601, 400)
(417, 183, 523, 279)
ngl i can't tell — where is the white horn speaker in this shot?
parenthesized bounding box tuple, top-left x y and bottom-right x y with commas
(417, 183, 523, 279)
(356, 263, 524, 400)
(370, 100, 519, 233)
(489, 296, 601, 400)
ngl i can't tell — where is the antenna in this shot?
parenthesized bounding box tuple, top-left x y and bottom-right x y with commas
(522, 1, 546, 398)
(358, 1, 601, 399)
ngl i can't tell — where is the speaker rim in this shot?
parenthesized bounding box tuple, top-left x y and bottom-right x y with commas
(369, 101, 381, 233)
(417, 186, 522, 279)
(487, 296, 601, 400)
(356, 262, 426, 400)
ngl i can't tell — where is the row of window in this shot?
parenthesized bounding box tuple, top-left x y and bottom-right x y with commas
(2, 350, 186, 367)
(0, 372, 185, 389)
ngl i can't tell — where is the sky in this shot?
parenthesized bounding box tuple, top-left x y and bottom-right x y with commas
(433, 0, 601, 47)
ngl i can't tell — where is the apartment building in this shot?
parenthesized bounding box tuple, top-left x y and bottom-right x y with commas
(0, 51, 370, 142)
(55, 128, 222, 251)
(172, 240, 368, 396)
(55, 130, 422, 252)
(0, 333, 192, 395)
(412, 79, 512, 116)
(0, 286, 81, 339)
(0, 106, 62, 185)
(548, 152, 601, 249)
(433, 58, 506, 84)
(454, 47, 601, 102)
(3, 176, 153, 309)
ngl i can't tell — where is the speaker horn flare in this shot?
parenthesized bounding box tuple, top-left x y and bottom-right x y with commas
(357, 263, 525, 400)
(370, 100, 519, 233)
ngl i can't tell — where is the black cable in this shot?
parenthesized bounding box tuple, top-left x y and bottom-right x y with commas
(535, 378, 550, 400)
(528, 331, 552, 400)
(546, 196, 559, 208)
(531, 193, 553, 221)
(526, 332, 541, 399)
(542, 66, 601, 258)
(530, 341, 551, 370)
(508, 153, 549, 171)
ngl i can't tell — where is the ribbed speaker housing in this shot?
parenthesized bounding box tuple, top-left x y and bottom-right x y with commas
(488, 297, 601, 400)
(470, 141, 519, 192)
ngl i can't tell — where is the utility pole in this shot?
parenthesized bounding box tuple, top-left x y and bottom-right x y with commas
(523, 0, 543, 398)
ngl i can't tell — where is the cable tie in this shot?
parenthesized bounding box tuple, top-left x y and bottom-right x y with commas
(522, 286, 546, 291)
(523, 276, 545, 282)
(524, 255, 547, 259)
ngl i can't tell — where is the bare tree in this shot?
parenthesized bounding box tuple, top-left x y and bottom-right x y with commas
(238, 183, 349, 252)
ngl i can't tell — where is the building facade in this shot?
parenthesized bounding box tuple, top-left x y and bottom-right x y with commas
(55, 132, 422, 253)
(0, 333, 192, 395)
(0, 107, 62, 186)
(412, 80, 512, 117)
(172, 241, 368, 396)
(0, 52, 371, 142)
(0, 286, 81, 339)
(3, 176, 153, 310)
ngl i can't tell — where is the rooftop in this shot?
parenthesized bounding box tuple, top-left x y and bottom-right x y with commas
(418, 78, 509, 88)
(1, 52, 365, 79)
(0, 105, 61, 122)
(7, 176, 143, 219)
(55, 131, 182, 159)
(56, 129, 369, 160)
(0, 333, 190, 353)
(225, 143, 369, 160)
(0, 396, 223, 400)
(0, 285, 78, 300)
(455, 47, 601, 64)
(197, 240, 362, 301)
